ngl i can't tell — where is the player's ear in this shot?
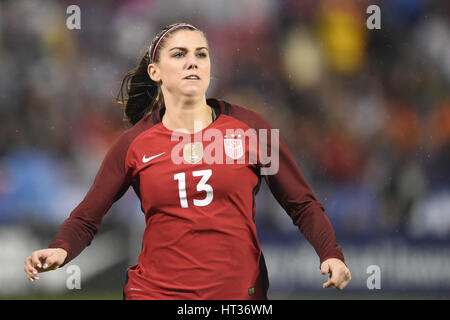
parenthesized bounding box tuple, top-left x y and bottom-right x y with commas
(147, 63, 160, 82)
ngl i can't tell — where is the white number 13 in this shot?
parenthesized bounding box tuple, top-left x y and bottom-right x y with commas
(174, 169, 213, 208)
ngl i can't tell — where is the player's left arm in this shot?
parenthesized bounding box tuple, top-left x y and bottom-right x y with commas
(256, 115, 351, 290)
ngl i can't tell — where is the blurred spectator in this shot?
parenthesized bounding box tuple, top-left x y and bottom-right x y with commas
(0, 0, 449, 241)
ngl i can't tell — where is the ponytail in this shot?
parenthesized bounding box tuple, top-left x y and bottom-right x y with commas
(116, 49, 163, 126)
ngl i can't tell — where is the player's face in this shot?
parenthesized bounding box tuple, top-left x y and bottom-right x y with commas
(150, 30, 211, 99)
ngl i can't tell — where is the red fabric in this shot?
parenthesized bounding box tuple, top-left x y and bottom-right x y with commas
(49, 98, 344, 299)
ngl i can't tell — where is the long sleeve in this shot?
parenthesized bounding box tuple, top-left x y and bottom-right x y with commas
(48, 131, 134, 266)
(228, 103, 345, 266)
(263, 132, 345, 265)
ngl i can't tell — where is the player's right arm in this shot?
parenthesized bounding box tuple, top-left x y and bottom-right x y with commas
(23, 130, 135, 281)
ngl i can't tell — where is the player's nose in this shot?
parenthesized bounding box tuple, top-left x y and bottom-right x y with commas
(187, 61, 198, 70)
(185, 53, 198, 70)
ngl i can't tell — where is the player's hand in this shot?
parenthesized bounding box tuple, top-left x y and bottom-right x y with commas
(321, 258, 351, 290)
(24, 248, 68, 282)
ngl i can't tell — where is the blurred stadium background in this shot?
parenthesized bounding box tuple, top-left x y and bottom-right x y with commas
(1, 0, 450, 299)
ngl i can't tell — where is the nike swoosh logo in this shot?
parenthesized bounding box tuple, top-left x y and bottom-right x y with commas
(142, 152, 165, 163)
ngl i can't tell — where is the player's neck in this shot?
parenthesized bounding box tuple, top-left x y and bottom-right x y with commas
(162, 95, 212, 133)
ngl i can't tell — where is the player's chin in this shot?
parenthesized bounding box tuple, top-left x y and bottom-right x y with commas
(180, 85, 207, 97)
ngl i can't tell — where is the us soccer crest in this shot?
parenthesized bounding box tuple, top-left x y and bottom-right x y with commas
(224, 134, 244, 160)
(183, 142, 203, 164)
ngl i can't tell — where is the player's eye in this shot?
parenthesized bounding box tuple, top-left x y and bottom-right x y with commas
(172, 51, 185, 58)
(172, 51, 207, 58)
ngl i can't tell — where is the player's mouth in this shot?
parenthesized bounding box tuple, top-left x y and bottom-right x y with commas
(183, 74, 201, 80)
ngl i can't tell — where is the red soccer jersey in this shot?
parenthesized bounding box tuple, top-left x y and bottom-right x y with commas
(49, 98, 344, 299)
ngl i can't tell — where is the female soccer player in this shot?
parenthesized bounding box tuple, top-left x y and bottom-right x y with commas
(24, 23, 351, 299)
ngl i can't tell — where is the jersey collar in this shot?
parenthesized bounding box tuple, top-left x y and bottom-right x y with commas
(151, 98, 230, 125)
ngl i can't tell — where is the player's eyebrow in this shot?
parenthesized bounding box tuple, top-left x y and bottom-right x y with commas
(169, 46, 209, 52)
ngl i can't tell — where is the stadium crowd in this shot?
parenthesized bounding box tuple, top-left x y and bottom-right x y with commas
(1, 0, 449, 240)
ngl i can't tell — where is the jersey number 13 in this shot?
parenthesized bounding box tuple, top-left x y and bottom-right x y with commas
(173, 169, 213, 208)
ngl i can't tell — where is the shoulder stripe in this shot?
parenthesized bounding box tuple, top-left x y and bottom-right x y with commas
(223, 101, 231, 115)
(152, 110, 159, 124)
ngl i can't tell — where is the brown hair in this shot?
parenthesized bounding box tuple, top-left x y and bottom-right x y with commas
(117, 23, 201, 126)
